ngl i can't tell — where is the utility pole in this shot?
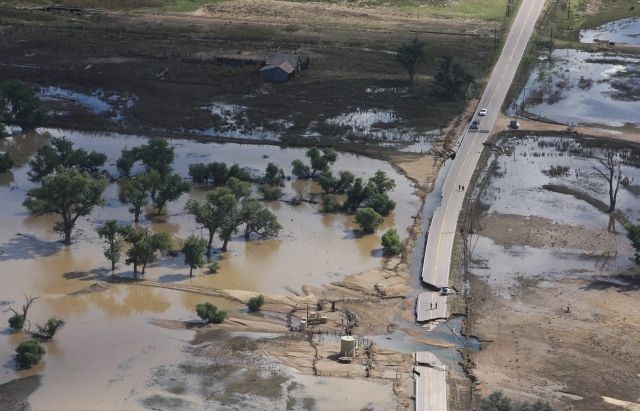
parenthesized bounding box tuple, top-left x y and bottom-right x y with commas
(567, 0, 571, 20)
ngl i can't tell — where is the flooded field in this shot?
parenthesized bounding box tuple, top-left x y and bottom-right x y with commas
(580, 17, 640, 45)
(0, 129, 420, 409)
(508, 49, 640, 127)
(473, 136, 638, 296)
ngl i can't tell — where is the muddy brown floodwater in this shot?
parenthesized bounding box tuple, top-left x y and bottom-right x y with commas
(0, 129, 420, 410)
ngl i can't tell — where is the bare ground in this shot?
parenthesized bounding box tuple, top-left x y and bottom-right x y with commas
(467, 202, 640, 410)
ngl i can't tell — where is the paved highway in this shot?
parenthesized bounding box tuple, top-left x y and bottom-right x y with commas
(417, 0, 547, 324)
(414, 1, 547, 410)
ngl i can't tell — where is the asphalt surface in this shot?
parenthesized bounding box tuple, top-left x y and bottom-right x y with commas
(417, 0, 547, 323)
(414, 1, 548, 410)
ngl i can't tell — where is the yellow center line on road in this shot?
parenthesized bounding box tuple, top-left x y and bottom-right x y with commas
(431, 0, 541, 286)
(509, 1, 535, 61)
(431, 127, 478, 285)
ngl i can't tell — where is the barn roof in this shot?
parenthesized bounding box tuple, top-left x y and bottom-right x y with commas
(265, 53, 300, 68)
(260, 61, 296, 74)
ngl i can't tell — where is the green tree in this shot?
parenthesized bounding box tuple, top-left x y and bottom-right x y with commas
(321, 194, 341, 213)
(344, 178, 371, 213)
(2, 80, 47, 129)
(189, 163, 210, 184)
(208, 162, 229, 185)
(0, 152, 13, 172)
(240, 200, 281, 240)
(306, 147, 337, 177)
(227, 163, 251, 182)
(96, 220, 123, 272)
(153, 173, 190, 214)
(263, 162, 284, 186)
(196, 302, 227, 324)
(116, 147, 139, 177)
(34, 317, 64, 340)
(369, 170, 396, 194)
(15, 339, 45, 368)
(247, 294, 265, 312)
(139, 138, 174, 176)
(216, 178, 253, 252)
(355, 207, 384, 234)
(291, 159, 311, 179)
(259, 184, 282, 201)
(23, 169, 107, 245)
(625, 223, 640, 264)
(396, 38, 426, 84)
(381, 228, 402, 255)
(434, 55, 474, 97)
(118, 174, 151, 224)
(185, 187, 237, 256)
(366, 191, 396, 217)
(121, 225, 171, 277)
(182, 235, 207, 277)
(27, 137, 106, 182)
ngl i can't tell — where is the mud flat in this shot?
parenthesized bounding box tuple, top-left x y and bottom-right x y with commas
(466, 135, 640, 410)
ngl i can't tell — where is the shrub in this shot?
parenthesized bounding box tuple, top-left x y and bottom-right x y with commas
(355, 207, 384, 234)
(35, 317, 64, 339)
(247, 294, 265, 312)
(15, 339, 45, 368)
(196, 302, 227, 324)
(381, 228, 402, 255)
(207, 261, 221, 273)
(8, 313, 25, 331)
(0, 152, 13, 172)
(259, 184, 282, 201)
(321, 194, 341, 213)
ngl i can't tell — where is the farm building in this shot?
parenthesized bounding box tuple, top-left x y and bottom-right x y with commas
(259, 53, 307, 82)
(259, 61, 297, 82)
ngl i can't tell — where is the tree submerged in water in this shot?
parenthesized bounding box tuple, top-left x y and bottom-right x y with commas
(196, 302, 227, 324)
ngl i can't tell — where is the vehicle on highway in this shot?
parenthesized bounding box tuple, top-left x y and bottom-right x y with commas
(439, 286, 455, 296)
(470, 119, 479, 129)
(479, 108, 487, 116)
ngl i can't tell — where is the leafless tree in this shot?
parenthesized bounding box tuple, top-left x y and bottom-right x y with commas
(4, 295, 39, 332)
(592, 146, 623, 214)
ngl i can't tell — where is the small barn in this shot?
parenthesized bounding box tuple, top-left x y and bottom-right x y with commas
(259, 53, 304, 82)
(259, 61, 297, 83)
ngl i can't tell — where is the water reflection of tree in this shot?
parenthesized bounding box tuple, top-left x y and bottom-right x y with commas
(49, 284, 170, 319)
(0, 171, 15, 186)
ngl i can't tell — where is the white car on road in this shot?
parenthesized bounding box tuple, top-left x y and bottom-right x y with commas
(479, 108, 488, 116)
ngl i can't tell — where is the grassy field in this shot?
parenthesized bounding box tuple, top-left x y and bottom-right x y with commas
(1, 0, 509, 19)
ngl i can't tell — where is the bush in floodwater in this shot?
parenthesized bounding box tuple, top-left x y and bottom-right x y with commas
(259, 184, 282, 201)
(247, 294, 265, 312)
(207, 261, 221, 274)
(542, 165, 570, 177)
(381, 228, 402, 255)
(15, 339, 45, 368)
(321, 193, 342, 213)
(34, 317, 64, 340)
(196, 302, 227, 324)
(0, 152, 13, 172)
(8, 313, 25, 331)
